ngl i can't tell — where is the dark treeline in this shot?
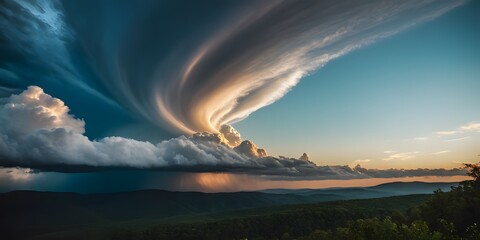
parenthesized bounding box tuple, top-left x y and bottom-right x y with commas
(111, 162, 480, 240)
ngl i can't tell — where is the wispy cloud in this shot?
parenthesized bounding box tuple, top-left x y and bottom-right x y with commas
(445, 136, 471, 142)
(436, 121, 480, 137)
(412, 137, 428, 141)
(2, 0, 462, 136)
(383, 152, 420, 161)
(353, 159, 371, 163)
(459, 122, 480, 132)
(436, 131, 459, 136)
(350, 159, 372, 167)
(383, 150, 396, 154)
(432, 150, 450, 155)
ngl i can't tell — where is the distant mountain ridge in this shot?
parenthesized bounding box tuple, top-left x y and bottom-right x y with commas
(0, 181, 459, 240)
(0, 181, 458, 224)
(260, 181, 458, 197)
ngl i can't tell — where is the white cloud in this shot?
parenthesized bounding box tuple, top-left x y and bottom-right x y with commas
(0, 87, 466, 180)
(0, 86, 85, 135)
(459, 122, 480, 132)
(353, 159, 371, 163)
(383, 150, 396, 154)
(233, 140, 267, 158)
(0, 87, 248, 169)
(432, 150, 450, 155)
(412, 137, 428, 141)
(445, 136, 471, 142)
(435, 121, 480, 137)
(219, 124, 242, 147)
(436, 131, 459, 136)
(383, 152, 420, 161)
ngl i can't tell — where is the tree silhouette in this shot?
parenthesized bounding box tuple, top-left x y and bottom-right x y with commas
(464, 161, 480, 186)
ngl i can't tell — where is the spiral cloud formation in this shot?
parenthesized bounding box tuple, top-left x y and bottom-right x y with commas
(0, 0, 465, 137)
(0, 0, 468, 179)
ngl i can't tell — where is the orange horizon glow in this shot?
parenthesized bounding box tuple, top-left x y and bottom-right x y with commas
(174, 173, 470, 193)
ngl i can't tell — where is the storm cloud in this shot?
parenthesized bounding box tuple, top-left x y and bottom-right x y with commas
(0, 87, 465, 179)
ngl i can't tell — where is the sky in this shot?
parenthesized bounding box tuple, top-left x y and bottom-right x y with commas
(0, 0, 478, 192)
(235, 0, 480, 169)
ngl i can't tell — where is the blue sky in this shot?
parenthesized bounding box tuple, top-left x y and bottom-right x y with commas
(235, 1, 480, 168)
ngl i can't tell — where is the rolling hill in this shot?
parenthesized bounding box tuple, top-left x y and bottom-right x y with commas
(0, 181, 459, 240)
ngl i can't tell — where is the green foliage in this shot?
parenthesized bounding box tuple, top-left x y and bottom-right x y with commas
(109, 206, 389, 240)
(418, 162, 480, 237)
(110, 162, 480, 240)
(464, 162, 480, 183)
(3, 164, 477, 239)
(300, 218, 442, 240)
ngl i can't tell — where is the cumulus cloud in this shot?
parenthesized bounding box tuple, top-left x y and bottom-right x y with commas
(0, 87, 466, 179)
(233, 140, 267, 158)
(0, 86, 85, 135)
(0, 87, 304, 174)
(299, 153, 309, 161)
(219, 124, 242, 147)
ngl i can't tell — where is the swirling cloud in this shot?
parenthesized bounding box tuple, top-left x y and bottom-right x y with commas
(148, 0, 464, 135)
(1, 0, 463, 136)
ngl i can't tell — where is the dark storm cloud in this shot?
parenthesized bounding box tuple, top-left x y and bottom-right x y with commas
(0, 86, 466, 179)
(0, 168, 184, 193)
(0, 0, 115, 104)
